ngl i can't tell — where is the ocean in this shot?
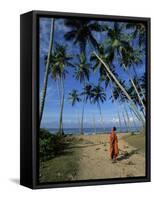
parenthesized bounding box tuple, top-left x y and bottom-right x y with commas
(47, 127, 141, 135)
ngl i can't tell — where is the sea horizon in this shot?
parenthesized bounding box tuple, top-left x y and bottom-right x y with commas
(41, 126, 141, 135)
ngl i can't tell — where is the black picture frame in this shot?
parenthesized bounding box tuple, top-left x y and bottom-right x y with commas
(20, 10, 151, 189)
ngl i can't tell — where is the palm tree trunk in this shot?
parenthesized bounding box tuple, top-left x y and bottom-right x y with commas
(122, 112, 129, 132)
(93, 115, 96, 134)
(124, 104, 131, 132)
(129, 107, 137, 131)
(123, 64, 145, 114)
(56, 77, 62, 107)
(97, 102, 104, 131)
(132, 65, 145, 100)
(93, 52, 145, 126)
(58, 76, 64, 135)
(77, 111, 81, 133)
(39, 19, 55, 124)
(108, 80, 122, 132)
(81, 97, 85, 135)
(117, 111, 122, 133)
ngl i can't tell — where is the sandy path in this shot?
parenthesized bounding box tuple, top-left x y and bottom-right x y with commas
(73, 134, 145, 180)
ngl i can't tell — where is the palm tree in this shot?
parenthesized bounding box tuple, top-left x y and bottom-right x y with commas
(64, 19, 101, 134)
(82, 84, 93, 103)
(91, 45, 130, 131)
(109, 83, 122, 132)
(74, 53, 91, 134)
(111, 81, 129, 132)
(104, 22, 145, 112)
(92, 52, 145, 126)
(50, 44, 72, 135)
(91, 44, 114, 86)
(39, 18, 55, 124)
(64, 19, 101, 55)
(129, 107, 137, 131)
(126, 23, 146, 48)
(68, 89, 81, 106)
(120, 47, 145, 113)
(92, 115, 96, 134)
(140, 73, 146, 104)
(90, 85, 106, 127)
(68, 89, 82, 132)
(127, 77, 145, 115)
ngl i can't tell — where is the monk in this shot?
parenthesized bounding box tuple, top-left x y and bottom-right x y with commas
(109, 127, 119, 161)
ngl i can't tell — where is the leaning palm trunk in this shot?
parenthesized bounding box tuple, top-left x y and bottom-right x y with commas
(129, 105, 143, 124)
(117, 111, 122, 132)
(122, 112, 129, 132)
(93, 52, 145, 126)
(124, 104, 131, 132)
(58, 76, 64, 135)
(132, 65, 145, 100)
(123, 64, 145, 115)
(129, 107, 137, 131)
(39, 19, 55, 124)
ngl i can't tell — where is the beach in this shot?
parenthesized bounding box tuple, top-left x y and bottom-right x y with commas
(39, 132, 145, 183)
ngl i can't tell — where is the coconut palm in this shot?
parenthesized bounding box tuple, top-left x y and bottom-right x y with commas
(74, 53, 91, 134)
(50, 44, 72, 135)
(140, 73, 146, 103)
(74, 53, 90, 83)
(105, 22, 131, 58)
(91, 44, 112, 84)
(112, 80, 143, 127)
(92, 52, 145, 126)
(68, 89, 82, 131)
(68, 89, 81, 106)
(64, 19, 101, 54)
(104, 22, 144, 110)
(90, 85, 106, 126)
(120, 47, 145, 113)
(127, 77, 145, 115)
(90, 44, 120, 89)
(129, 107, 137, 131)
(126, 23, 146, 48)
(82, 83, 93, 103)
(90, 41, 144, 129)
(112, 81, 130, 133)
(82, 83, 106, 130)
(39, 18, 55, 124)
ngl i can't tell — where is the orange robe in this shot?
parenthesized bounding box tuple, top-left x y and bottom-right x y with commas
(109, 130, 119, 159)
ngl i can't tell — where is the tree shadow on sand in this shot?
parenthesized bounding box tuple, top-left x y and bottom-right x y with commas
(117, 149, 139, 161)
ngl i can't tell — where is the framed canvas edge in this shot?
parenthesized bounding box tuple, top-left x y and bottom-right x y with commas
(28, 10, 151, 189)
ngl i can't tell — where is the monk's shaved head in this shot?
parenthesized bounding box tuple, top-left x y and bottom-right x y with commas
(113, 127, 116, 131)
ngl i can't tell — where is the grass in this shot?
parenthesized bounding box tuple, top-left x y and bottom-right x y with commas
(122, 132, 145, 153)
(39, 129, 81, 183)
(39, 140, 80, 183)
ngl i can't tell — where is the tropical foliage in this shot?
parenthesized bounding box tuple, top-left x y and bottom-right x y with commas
(39, 18, 146, 135)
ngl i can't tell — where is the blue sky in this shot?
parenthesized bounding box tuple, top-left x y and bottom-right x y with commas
(39, 17, 145, 129)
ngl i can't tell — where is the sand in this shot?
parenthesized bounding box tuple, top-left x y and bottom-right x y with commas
(65, 133, 145, 180)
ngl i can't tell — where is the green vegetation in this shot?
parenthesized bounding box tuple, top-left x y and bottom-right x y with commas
(39, 128, 69, 161)
(39, 20, 146, 135)
(39, 19, 146, 182)
(39, 129, 80, 183)
(123, 132, 145, 153)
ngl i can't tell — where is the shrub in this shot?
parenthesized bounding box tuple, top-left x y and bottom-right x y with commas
(39, 129, 67, 161)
